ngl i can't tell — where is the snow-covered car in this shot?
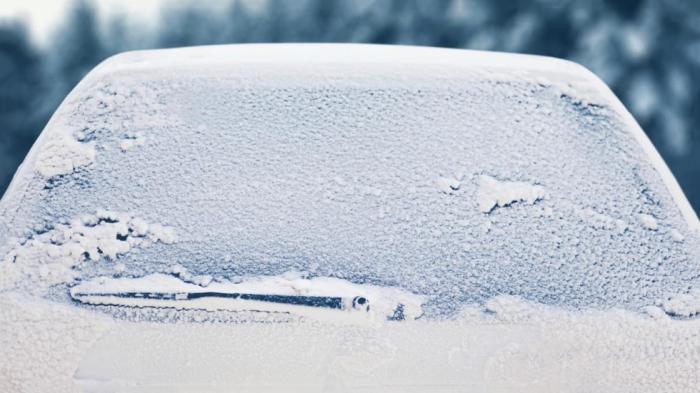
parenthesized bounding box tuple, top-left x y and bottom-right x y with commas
(1, 44, 700, 392)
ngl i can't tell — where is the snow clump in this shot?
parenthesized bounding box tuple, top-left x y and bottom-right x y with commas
(638, 213, 659, 230)
(0, 210, 176, 293)
(660, 288, 700, 318)
(34, 126, 95, 177)
(476, 174, 546, 213)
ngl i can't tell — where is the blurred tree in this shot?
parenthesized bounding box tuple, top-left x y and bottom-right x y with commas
(159, 5, 227, 47)
(0, 21, 47, 193)
(48, 0, 106, 99)
(1, 0, 700, 208)
(221, 0, 257, 43)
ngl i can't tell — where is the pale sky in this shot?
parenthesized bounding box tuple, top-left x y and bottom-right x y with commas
(0, 0, 171, 45)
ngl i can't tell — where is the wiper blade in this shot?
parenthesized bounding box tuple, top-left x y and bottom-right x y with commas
(70, 273, 423, 322)
(72, 290, 369, 312)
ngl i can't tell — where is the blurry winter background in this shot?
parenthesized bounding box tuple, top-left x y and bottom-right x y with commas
(0, 0, 699, 208)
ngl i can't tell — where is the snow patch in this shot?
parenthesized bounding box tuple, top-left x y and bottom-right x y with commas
(168, 264, 213, 287)
(644, 305, 669, 320)
(670, 228, 685, 242)
(638, 213, 659, 231)
(483, 295, 537, 321)
(480, 219, 492, 234)
(660, 288, 700, 318)
(0, 211, 177, 292)
(578, 208, 627, 234)
(119, 133, 146, 151)
(535, 76, 605, 107)
(436, 176, 461, 194)
(34, 128, 95, 177)
(147, 223, 177, 244)
(476, 174, 546, 213)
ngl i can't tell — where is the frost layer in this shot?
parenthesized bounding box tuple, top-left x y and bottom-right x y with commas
(1, 45, 699, 317)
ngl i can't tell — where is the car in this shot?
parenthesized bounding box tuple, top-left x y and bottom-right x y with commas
(1, 44, 699, 392)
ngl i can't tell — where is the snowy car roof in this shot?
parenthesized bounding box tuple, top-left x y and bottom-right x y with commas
(1, 44, 699, 319)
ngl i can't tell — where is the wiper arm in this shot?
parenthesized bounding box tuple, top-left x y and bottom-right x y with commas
(70, 273, 423, 322)
(72, 290, 370, 312)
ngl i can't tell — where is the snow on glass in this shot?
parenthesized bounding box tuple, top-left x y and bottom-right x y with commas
(1, 45, 700, 392)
